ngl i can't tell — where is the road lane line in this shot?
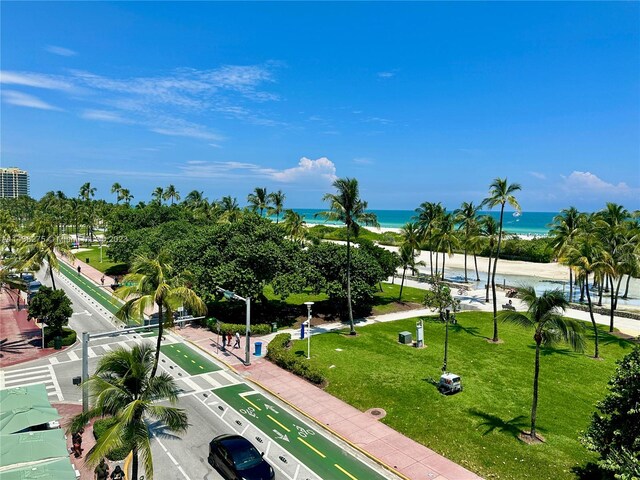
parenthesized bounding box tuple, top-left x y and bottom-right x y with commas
(151, 432, 190, 480)
(241, 396, 262, 411)
(298, 437, 326, 458)
(335, 463, 358, 480)
(267, 414, 291, 433)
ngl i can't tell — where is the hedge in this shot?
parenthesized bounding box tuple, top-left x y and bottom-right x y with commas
(44, 327, 76, 348)
(205, 318, 271, 336)
(265, 333, 325, 385)
(92, 418, 132, 461)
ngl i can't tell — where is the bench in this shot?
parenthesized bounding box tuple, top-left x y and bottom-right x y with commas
(502, 303, 516, 311)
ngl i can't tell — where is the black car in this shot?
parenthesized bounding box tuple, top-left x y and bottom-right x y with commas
(208, 434, 275, 480)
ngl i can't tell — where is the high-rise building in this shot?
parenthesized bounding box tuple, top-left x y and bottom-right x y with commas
(0, 167, 30, 198)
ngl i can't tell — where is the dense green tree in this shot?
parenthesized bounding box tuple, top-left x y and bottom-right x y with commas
(316, 178, 379, 334)
(501, 287, 584, 441)
(27, 285, 73, 338)
(582, 347, 640, 480)
(282, 209, 306, 244)
(69, 344, 188, 480)
(482, 177, 522, 342)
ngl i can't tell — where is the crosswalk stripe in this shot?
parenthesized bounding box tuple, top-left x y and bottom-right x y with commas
(2, 368, 50, 380)
(87, 348, 97, 358)
(4, 364, 53, 373)
(180, 377, 201, 392)
(67, 351, 79, 361)
(217, 371, 239, 385)
(49, 357, 59, 365)
(5, 380, 55, 389)
(200, 374, 222, 389)
(4, 373, 50, 385)
(102, 344, 112, 352)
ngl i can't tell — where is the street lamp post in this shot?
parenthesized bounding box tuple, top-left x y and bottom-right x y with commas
(217, 287, 251, 366)
(442, 308, 450, 373)
(304, 301, 314, 359)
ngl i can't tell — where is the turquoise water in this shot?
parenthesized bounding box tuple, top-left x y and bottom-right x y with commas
(283, 209, 557, 236)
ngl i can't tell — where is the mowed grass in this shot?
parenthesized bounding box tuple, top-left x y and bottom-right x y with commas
(77, 246, 128, 276)
(291, 312, 636, 480)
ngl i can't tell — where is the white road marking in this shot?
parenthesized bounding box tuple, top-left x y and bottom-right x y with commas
(200, 374, 222, 389)
(151, 432, 190, 480)
(49, 357, 59, 365)
(2, 367, 50, 379)
(180, 377, 200, 392)
(87, 347, 97, 358)
(4, 373, 50, 385)
(101, 344, 112, 352)
(217, 370, 240, 385)
(48, 365, 63, 401)
(67, 351, 79, 361)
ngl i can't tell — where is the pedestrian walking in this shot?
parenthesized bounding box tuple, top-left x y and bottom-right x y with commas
(234, 331, 241, 348)
(227, 331, 233, 347)
(110, 465, 124, 480)
(77, 265, 81, 274)
(222, 331, 227, 350)
(100, 275, 105, 286)
(72, 428, 84, 458)
(95, 458, 109, 480)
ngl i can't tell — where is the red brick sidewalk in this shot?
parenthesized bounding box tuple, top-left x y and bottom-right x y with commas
(0, 289, 64, 367)
(178, 324, 482, 480)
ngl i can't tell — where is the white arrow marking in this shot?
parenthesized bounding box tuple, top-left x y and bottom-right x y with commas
(264, 403, 279, 414)
(273, 429, 289, 442)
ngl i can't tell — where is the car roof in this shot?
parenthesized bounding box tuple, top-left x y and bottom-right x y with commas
(212, 434, 252, 447)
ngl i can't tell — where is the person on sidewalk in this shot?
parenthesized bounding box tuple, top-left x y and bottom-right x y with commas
(100, 275, 105, 286)
(72, 428, 84, 458)
(222, 331, 227, 351)
(95, 458, 109, 480)
(110, 465, 124, 480)
(77, 265, 81, 274)
(227, 331, 233, 347)
(234, 331, 241, 348)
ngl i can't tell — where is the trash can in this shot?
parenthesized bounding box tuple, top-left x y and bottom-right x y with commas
(86, 258, 90, 263)
(72, 376, 81, 386)
(54, 336, 62, 350)
(254, 341, 263, 357)
(271, 322, 278, 333)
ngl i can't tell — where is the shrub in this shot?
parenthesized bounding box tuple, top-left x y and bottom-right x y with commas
(44, 326, 76, 348)
(205, 317, 271, 336)
(92, 418, 132, 461)
(265, 333, 325, 385)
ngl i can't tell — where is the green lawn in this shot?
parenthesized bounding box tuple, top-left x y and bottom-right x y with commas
(371, 282, 425, 314)
(291, 312, 635, 480)
(76, 246, 128, 276)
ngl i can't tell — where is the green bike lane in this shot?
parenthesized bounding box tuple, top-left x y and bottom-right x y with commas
(213, 383, 389, 480)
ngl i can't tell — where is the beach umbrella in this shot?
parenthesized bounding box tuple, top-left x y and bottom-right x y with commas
(0, 404, 60, 434)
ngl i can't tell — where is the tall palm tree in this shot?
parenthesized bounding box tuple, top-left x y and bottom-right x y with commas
(267, 190, 286, 223)
(163, 185, 180, 205)
(433, 212, 459, 280)
(111, 182, 122, 204)
(454, 201, 481, 282)
(247, 187, 269, 217)
(218, 196, 242, 223)
(549, 207, 583, 302)
(398, 242, 425, 301)
(151, 187, 164, 206)
(482, 178, 522, 342)
(479, 215, 499, 303)
(15, 217, 74, 290)
(282, 209, 307, 244)
(562, 230, 606, 358)
(501, 287, 585, 441)
(183, 190, 205, 209)
(114, 253, 207, 378)
(79, 182, 96, 202)
(414, 202, 444, 278)
(69, 344, 188, 480)
(120, 189, 133, 206)
(316, 178, 379, 334)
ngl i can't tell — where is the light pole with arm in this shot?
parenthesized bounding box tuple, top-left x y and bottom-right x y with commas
(217, 287, 251, 366)
(304, 301, 314, 359)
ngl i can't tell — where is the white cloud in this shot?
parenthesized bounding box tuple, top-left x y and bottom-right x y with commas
(353, 157, 374, 165)
(561, 171, 629, 192)
(2, 90, 61, 110)
(81, 109, 130, 123)
(45, 45, 77, 56)
(269, 157, 337, 183)
(528, 171, 546, 180)
(364, 116, 392, 125)
(377, 71, 395, 78)
(0, 71, 73, 90)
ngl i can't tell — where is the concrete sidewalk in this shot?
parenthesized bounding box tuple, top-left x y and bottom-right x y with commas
(178, 323, 482, 480)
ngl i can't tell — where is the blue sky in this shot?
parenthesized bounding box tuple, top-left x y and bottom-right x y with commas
(1, 2, 638, 212)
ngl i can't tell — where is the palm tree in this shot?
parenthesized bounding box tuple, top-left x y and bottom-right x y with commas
(163, 185, 180, 205)
(151, 187, 164, 206)
(562, 230, 606, 358)
(114, 253, 207, 377)
(69, 344, 188, 480)
(0, 210, 19, 253)
(501, 287, 585, 441)
(454, 201, 481, 282)
(183, 190, 205, 209)
(120, 189, 133, 206)
(282, 209, 306, 244)
(15, 217, 74, 290)
(218, 196, 242, 223)
(414, 202, 443, 278)
(267, 190, 286, 223)
(479, 215, 499, 303)
(247, 187, 269, 216)
(79, 182, 96, 202)
(398, 242, 425, 301)
(111, 183, 122, 204)
(433, 212, 459, 280)
(316, 178, 379, 334)
(482, 178, 522, 342)
(549, 207, 583, 302)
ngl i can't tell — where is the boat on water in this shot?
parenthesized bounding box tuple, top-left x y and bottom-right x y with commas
(512, 211, 521, 217)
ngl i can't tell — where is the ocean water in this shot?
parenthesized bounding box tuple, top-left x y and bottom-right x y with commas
(285, 209, 557, 236)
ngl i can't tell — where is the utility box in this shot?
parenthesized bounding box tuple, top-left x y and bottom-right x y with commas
(398, 331, 412, 344)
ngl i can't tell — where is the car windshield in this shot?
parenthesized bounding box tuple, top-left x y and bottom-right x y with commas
(225, 439, 263, 469)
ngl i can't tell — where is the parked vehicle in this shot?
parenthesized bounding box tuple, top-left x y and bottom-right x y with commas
(208, 434, 275, 480)
(438, 373, 462, 394)
(27, 281, 42, 300)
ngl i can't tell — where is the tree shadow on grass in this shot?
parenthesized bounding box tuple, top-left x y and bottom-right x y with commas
(467, 408, 529, 438)
(450, 323, 485, 339)
(599, 333, 636, 349)
(571, 461, 613, 480)
(526, 345, 579, 357)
